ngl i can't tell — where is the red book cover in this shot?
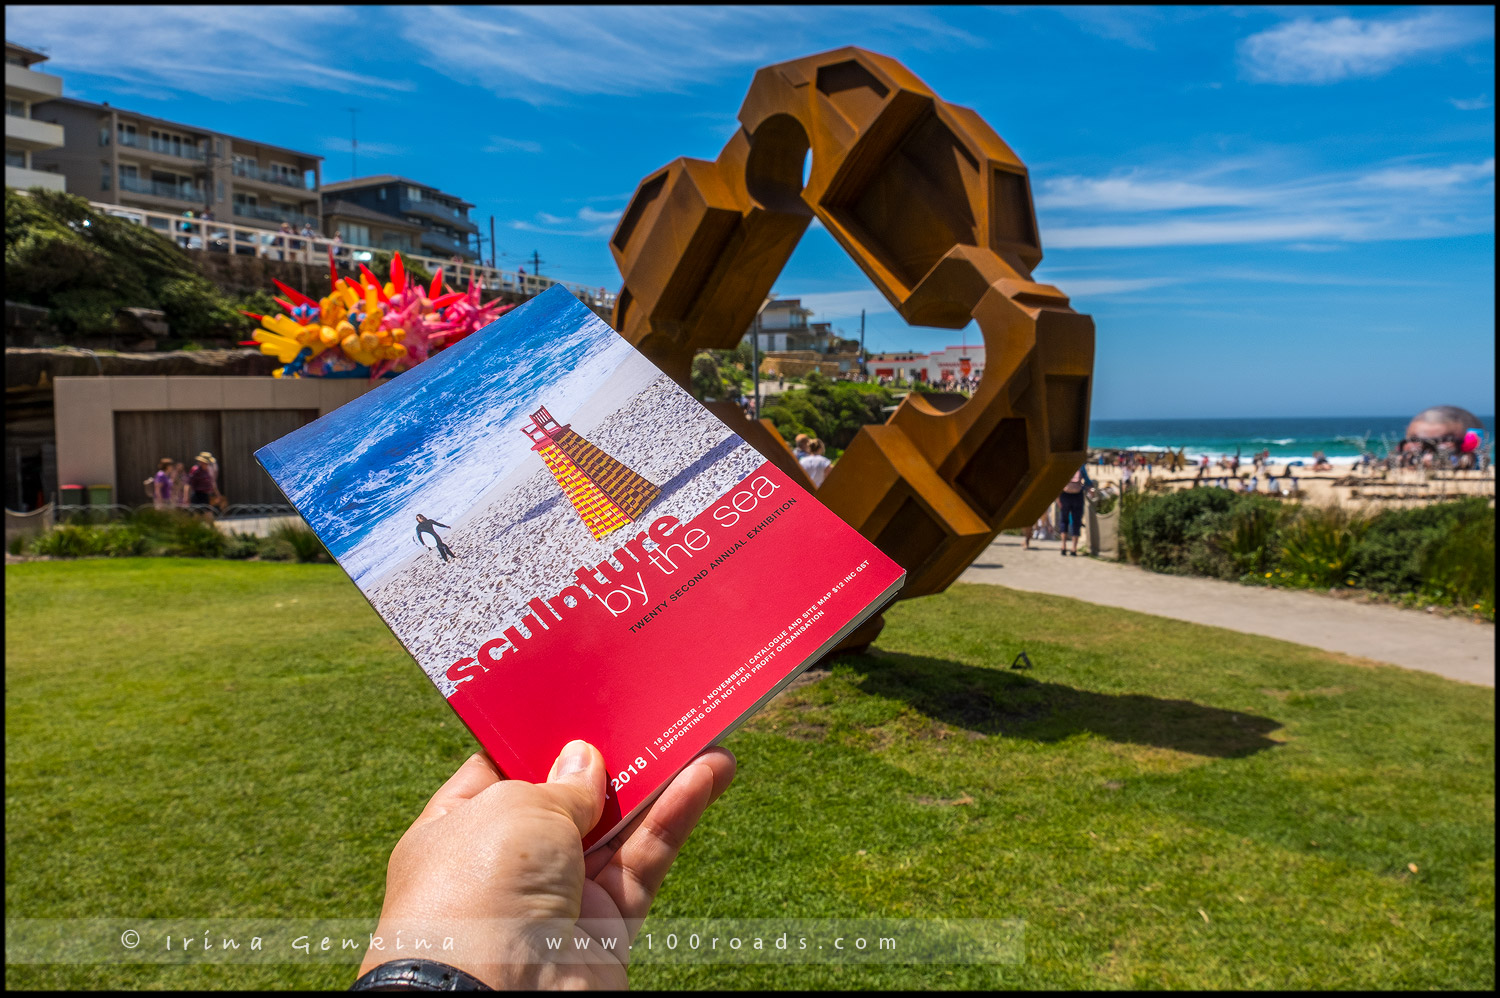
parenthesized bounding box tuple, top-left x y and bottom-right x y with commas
(258, 285, 904, 849)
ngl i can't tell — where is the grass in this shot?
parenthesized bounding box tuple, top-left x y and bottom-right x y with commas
(5, 560, 1494, 989)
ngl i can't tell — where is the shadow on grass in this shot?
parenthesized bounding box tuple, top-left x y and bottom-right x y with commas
(847, 650, 1282, 759)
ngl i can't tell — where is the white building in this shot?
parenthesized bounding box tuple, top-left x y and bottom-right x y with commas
(5, 41, 66, 191)
(868, 343, 986, 383)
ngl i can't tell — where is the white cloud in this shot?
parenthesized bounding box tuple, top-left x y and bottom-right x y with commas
(511, 204, 621, 238)
(484, 136, 544, 154)
(1239, 9, 1494, 85)
(322, 138, 406, 158)
(4, 5, 414, 100)
(392, 6, 977, 104)
(1358, 158, 1495, 190)
(1450, 95, 1493, 111)
(1035, 154, 1495, 250)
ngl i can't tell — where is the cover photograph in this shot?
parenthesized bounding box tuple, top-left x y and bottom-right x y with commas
(257, 285, 905, 850)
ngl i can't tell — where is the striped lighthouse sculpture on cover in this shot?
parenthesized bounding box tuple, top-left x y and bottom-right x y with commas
(523, 405, 661, 540)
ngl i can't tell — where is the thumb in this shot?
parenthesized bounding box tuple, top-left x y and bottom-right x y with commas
(540, 739, 607, 836)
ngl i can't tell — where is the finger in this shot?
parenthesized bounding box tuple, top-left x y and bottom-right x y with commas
(583, 747, 735, 878)
(417, 751, 504, 824)
(590, 749, 736, 923)
(538, 739, 607, 836)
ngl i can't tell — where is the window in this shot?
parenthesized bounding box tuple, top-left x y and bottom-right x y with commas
(405, 186, 422, 202)
(338, 222, 370, 244)
(233, 191, 257, 206)
(99, 125, 110, 146)
(6, 98, 26, 118)
(378, 188, 386, 200)
(6, 148, 26, 169)
(117, 122, 138, 147)
(119, 164, 139, 180)
(101, 162, 111, 189)
(214, 138, 224, 157)
(216, 180, 224, 201)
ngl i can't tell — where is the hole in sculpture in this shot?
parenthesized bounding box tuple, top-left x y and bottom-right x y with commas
(745, 114, 812, 213)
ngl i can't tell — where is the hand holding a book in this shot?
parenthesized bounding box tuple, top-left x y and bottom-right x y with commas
(358, 740, 736, 989)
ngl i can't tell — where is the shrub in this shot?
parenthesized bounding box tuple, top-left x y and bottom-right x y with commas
(257, 537, 296, 561)
(1278, 504, 1370, 589)
(99, 525, 148, 557)
(761, 375, 897, 451)
(224, 532, 261, 560)
(30, 524, 106, 557)
(164, 517, 226, 558)
(270, 522, 328, 563)
(1348, 497, 1489, 596)
(1118, 487, 1240, 575)
(1217, 497, 1285, 578)
(1419, 506, 1495, 610)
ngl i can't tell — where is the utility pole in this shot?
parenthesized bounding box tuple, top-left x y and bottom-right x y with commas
(344, 107, 359, 178)
(489, 216, 496, 269)
(752, 306, 761, 417)
(530, 249, 543, 276)
(859, 308, 866, 380)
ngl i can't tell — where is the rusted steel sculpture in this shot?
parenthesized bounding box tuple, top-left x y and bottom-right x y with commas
(610, 47, 1094, 649)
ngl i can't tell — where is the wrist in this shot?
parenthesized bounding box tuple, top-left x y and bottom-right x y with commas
(350, 957, 493, 991)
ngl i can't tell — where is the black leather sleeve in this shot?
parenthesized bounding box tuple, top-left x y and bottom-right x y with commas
(349, 958, 493, 991)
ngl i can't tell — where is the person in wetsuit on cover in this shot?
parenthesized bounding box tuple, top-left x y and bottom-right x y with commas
(415, 513, 456, 562)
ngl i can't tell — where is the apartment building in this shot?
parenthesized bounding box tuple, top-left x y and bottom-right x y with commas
(320, 175, 480, 262)
(322, 198, 424, 255)
(5, 41, 66, 191)
(742, 298, 853, 353)
(29, 96, 322, 230)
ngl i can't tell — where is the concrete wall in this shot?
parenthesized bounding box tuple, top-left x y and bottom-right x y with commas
(54, 376, 379, 489)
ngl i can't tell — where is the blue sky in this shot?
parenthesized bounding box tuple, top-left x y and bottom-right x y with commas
(7, 5, 1494, 419)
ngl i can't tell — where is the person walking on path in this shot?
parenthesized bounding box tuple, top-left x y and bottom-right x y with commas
(170, 461, 189, 508)
(152, 458, 173, 510)
(798, 439, 833, 488)
(1058, 463, 1094, 557)
(188, 452, 220, 518)
(415, 514, 457, 562)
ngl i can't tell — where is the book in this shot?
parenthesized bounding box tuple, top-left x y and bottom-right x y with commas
(256, 285, 905, 850)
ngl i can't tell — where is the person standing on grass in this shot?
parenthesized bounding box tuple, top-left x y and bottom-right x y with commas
(1058, 463, 1094, 557)
(152, 458, 173, 510)
(799, 439, 833, 488)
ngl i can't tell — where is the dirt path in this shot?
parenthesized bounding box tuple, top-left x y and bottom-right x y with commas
(959, 536, 1494, 686)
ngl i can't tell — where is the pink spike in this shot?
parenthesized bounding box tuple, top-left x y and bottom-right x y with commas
(430, 292, 466, 310)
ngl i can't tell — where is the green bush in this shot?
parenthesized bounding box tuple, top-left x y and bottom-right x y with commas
(270, 522, 328, 563)
(256, 537, 296, 561)
(224, 532, 261, 560)
(1277, 505, 1370, 589)
(1419, 505, 1495, 610)
(761, 373, 897, 451)
(1117, 487, 1240, 575)
(30, 524, 107, 557)
(1218, 497, 1285, 578)
(100, 525, 148, 557)
(5, 187, 256, 344)
(164, 518, 227, 558)
(1347, 497, 1489, 596)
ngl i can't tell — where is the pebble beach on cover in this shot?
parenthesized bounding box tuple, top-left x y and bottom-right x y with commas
(367, 370, 764, 695)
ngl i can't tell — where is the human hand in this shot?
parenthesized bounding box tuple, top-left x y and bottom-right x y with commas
(357, 741, 735, 989)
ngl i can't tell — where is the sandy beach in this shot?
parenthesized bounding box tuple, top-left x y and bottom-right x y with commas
(366, 371, 764, 693)
(1083, 458, 1495, 511)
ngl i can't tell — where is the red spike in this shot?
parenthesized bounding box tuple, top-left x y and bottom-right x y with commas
(358, 263, 390, 303)
(328, 247, 339, 290)
(390, 252, 405, 292)
(238, 311, 263, 321)
(429, 292, 466, 310)
(429, 268, 444, 298)
(237, 340, 260, 346)
(271, 278, 317, 308)
(273, 296, 294, 311)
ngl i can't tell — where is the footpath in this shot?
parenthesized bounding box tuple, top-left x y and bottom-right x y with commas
(959, 536, 1494, 687)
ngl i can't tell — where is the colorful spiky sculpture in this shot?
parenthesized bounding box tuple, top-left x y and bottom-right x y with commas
(242, 251, 514, 378)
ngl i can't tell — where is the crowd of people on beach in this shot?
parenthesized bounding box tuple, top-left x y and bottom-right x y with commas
(148, 451, 222, 516)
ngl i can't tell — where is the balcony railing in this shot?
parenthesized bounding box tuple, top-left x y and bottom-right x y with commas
(115, 132, 206, 160)
(232, 161, 311, 189)
(22, 191, 619, 313)
(118, 174, 206, 202)
(233, 202, 319, 227)
(400, 197, 477, 229)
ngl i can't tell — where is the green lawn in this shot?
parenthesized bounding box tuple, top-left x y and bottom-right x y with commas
(5, 559, 1494, 989)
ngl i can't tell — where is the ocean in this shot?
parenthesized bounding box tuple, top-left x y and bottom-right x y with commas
(1088, 415, 1494, 466)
